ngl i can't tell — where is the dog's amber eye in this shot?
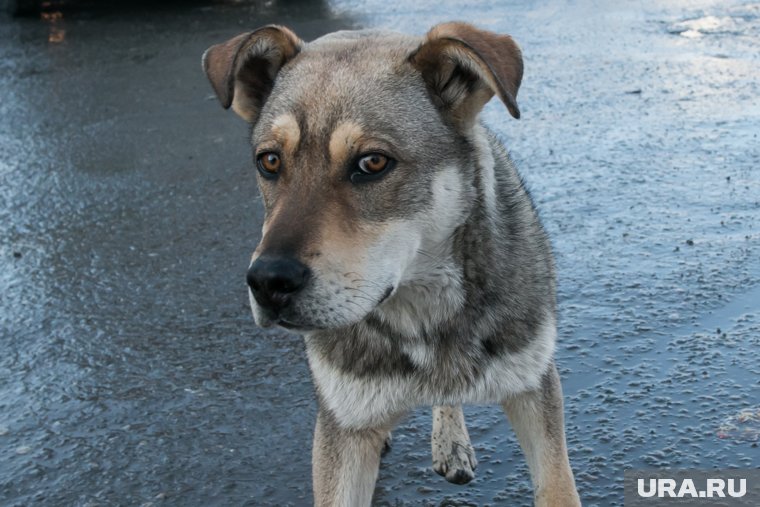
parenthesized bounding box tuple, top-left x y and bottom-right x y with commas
(257, 152, 281, 176)
(357, 154, 389, 174)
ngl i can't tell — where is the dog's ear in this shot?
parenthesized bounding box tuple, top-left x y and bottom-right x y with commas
(409, 22, 523, 124)
(202, 25, 303, 122)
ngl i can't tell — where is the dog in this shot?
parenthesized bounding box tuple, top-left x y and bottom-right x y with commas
(203, 22, 581, 506)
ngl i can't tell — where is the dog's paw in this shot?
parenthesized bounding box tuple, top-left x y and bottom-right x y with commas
(432, 440, 477, 485)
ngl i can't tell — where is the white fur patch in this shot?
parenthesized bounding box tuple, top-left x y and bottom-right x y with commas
(426, 164, 468, 243)
(307, 346, 413, 428)
(471, 124, 497, 217)
(402, 342, 436, 369)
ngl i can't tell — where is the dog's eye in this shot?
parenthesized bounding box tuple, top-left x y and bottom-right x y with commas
(256, 152, 281, 178)
(351, 153, 395, 183)
(357, 154, 389, 174)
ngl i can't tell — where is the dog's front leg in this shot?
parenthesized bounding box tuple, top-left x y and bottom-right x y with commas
(312, 406, 389, 507)
(502, 362, 581, 507)
(431, 405, 477, 484)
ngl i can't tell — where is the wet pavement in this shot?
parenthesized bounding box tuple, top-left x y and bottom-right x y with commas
(0, 0, 758, 505)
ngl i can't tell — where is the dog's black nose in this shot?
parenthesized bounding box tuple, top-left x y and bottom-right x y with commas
(247, 255, 310, 313)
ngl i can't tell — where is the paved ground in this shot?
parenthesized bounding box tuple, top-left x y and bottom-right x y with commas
(1, 0, 758, 505)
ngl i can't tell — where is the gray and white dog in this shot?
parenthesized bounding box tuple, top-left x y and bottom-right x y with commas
(203, 22, 581, 506)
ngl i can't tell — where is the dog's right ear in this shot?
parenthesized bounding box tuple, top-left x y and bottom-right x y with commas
(202, 25, 303, 123)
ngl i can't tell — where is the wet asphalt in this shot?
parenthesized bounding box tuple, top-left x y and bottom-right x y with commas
(1, 0, 758, 506)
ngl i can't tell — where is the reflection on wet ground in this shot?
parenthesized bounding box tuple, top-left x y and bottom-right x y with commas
(1, 0, 758, 505)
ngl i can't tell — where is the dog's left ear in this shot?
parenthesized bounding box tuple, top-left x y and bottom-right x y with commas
(202, 25, 303, 122)
(409, 22, 523, 124)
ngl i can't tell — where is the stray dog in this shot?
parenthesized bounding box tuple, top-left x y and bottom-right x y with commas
(203, 22, 581, 506)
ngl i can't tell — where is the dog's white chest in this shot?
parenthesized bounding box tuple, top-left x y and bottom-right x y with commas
(305, 316, 556, 429)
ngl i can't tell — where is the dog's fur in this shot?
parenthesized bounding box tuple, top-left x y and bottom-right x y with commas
(203, 22, 581, 506)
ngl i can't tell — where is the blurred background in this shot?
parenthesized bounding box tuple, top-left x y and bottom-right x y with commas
(1, 0, 758, 505)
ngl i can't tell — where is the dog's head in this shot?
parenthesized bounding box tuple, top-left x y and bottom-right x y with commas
(203, 23, 522, 332)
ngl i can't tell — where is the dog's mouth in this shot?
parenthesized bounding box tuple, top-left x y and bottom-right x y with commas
(252, 281, 396, 333)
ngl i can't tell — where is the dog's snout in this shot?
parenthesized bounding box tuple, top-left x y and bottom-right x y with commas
(247, 255, 310, 313)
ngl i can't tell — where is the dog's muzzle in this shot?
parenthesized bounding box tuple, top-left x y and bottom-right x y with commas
(246, 254, 311, 317)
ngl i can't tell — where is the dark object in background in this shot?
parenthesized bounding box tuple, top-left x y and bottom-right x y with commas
(3, 0, 42, 15)
(3, 0, 228, 16)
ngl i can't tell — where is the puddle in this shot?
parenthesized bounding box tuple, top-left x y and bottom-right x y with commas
(668, 15, 746, 38)
(666, 2, 760, 38)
